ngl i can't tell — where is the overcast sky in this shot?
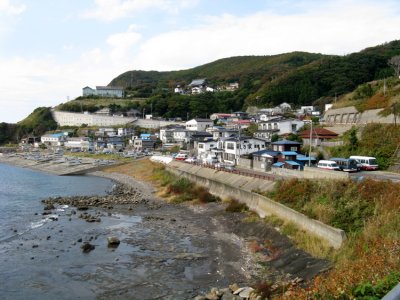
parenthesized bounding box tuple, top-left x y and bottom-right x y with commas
(1, 0, 400, 123)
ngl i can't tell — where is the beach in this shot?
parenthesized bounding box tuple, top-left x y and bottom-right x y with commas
(0, 153, 329, 299)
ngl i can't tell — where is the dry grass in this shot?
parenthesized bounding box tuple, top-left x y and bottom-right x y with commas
(103, 158, 158, 183)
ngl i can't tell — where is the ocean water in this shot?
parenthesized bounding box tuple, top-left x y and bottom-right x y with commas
(0, 163, 248, 299)
(0, 163, 115, 242)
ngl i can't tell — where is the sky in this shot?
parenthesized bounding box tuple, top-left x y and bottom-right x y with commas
(1, 0, 400, 123)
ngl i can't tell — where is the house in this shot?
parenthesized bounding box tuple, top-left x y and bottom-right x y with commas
(206, 126, 238, 140)
(117, 127, 135, 137)
(96, 128, 117, 137)
(197, 140, 219, 162)
(64, 137, 93, 151)
(174, 85, 184, 94)
(298, 128, 338, 146)
(251, 150, 280, 172)
(82, 86, 124, 98)
(185, 119, 213, 131)
(225, 82, 239, 91)
(131, 136, 157, 152)
(271, 139, 302, 152)
(254, 118, 304, 141)
(189, 78, 207, 94)
(221, 136, 267, 164)
(209, 113, 235, 121)
(41, 133, 67, 146)
(107, 136, 125, 150)
(159, 125, 186, 143)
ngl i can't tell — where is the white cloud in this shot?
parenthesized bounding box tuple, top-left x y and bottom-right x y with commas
(83, 0, 198, 21)
(107, 25, 142, 63)
(0, 26, 141, 123)
(0, 0, 26, 15)
(131, 0, 400, 70)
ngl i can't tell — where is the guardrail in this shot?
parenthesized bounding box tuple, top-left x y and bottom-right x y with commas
(183, 161, 278, 181)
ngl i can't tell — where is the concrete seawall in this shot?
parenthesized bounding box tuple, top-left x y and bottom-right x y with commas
(167, 161, 347, 249)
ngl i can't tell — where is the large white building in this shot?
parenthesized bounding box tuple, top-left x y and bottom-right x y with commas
(83, 86, 124, 98)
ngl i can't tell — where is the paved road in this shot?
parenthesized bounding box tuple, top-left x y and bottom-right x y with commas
(349, 170, 400, 183)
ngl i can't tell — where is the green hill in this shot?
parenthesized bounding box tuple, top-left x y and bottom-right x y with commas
(110, 40, 400, 109)
(0, 107, 57, 145)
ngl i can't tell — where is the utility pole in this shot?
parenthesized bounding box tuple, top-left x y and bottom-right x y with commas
(384, 78, 387, 96)
(309, 120, 312, 167)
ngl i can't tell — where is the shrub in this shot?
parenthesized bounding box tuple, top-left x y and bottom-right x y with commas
(225, 198, 248, 213)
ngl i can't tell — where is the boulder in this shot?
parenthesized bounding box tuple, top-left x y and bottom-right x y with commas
(107, 236, 121, 247)
(80, 242, 95, 253)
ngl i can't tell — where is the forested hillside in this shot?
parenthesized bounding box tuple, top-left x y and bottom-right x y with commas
(110, 40, 400, 109)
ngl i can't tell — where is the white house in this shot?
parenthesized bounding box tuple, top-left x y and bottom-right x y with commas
(64, 137, 93, 151)
(117, 127, 135, 137)
(185, 119, 213, 131)
(41, 133, 67, 146)
(174, 85, 184, 94)
(197, 140, 219, 161)
(254, 118, 305, 141)
(222, 137, 267, 164)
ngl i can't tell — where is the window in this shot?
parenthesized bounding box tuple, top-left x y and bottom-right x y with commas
(290, 147, 298, 152)
(198, 144, 204, 149)
(227, 142, 235, 150)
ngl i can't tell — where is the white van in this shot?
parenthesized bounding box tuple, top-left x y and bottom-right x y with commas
(350, 156, 378, 171)
(317, 160, 340, 171)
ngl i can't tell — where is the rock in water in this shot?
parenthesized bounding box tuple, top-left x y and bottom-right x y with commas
(107, 236, 120, 247)
(80, 242, 95, 253)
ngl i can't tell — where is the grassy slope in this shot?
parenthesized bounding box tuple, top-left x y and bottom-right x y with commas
(109, 52, 325, 88)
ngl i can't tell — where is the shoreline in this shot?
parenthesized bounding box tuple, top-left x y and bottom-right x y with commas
(0, 154, 330, 299)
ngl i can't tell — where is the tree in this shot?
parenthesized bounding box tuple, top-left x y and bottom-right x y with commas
(388, 55, 400, 78)
(379, 101, 400, 126)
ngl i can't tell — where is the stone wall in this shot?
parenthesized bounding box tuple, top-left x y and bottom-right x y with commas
(166, 160, 346, 248)
(52, 111, 136, 127)
(323, 106, 395, 125)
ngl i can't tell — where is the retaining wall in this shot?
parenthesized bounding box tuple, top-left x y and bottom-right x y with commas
(270, 167, 350, 180)
(167, 161, 346, 248)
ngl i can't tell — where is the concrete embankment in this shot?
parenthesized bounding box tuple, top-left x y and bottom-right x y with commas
(166, 160, 347, 249)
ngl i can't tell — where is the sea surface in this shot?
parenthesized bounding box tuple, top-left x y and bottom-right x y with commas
(0, 163, 114, 242)
(0, 163, 251, 300)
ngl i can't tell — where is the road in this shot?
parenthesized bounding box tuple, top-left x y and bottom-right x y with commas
(349, 170, 400, 183)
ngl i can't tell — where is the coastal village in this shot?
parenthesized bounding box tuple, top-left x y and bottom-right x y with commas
(2, 70, 400, 299)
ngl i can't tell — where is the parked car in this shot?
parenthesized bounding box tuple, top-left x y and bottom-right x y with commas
(202, 154, 218, 165)
(185, 157, 197, 163)
(175, 153, 188, 161)
(317, 160, 340, 171)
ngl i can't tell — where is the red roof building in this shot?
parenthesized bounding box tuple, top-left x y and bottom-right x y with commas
(299, 127, 339, 146)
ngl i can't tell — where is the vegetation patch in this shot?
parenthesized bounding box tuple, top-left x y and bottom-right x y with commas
(328, 123, 400, 169)
(224, 198, 249, 213)
(266, 177, 400, 299)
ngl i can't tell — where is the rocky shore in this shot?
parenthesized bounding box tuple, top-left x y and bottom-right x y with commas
(0, 157, 330, 299)
(35, 170, 330, 299)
